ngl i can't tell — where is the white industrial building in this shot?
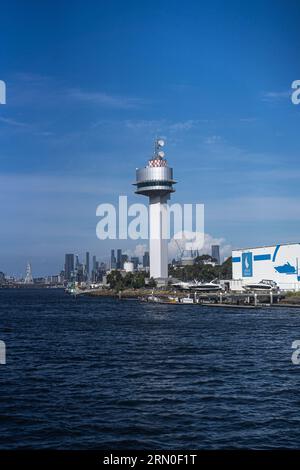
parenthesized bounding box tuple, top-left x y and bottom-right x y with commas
(232, 242, 300, 291)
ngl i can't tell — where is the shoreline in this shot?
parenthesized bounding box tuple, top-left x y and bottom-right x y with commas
(86, 288, 300, 308)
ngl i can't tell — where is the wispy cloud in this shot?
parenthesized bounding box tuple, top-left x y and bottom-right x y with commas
(124, 119, 205, 132)
(168, 120, 200, 132)
(11, 73, 145, 110)
(0, 173, 127, 196)
(0, 117, 28, 127)
(261, 90, 291, 102)
(204, 135, 222, 145)
(68, 88, 144, 109)
(14, 72, 54, 84)
(239, 117, 257, 123)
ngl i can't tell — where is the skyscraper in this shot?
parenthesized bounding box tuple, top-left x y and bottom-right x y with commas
(120, 254, 128, 268)
(212, 245, 220, 265)
(143, 251, 150, 268)
(85, 251, 90, 278)
(110, 249, 116, 269)
(134, 139, 176, 279)
(65, 254, 74, 281)
(117, 249, 122, 269)
(131, 257, 139, 269)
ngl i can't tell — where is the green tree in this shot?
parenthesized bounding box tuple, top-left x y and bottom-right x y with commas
(107, 270, 123, 289)
(218, 256, 232, 279)
(132, 273, 145, 289)
(148, 277, 157, 288)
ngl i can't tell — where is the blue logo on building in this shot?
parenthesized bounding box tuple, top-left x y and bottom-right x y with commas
(274, 262, 296, 275)
(242, 252, 253, 277)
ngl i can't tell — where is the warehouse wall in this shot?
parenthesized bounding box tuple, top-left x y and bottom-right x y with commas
(232, 243, 300, 291)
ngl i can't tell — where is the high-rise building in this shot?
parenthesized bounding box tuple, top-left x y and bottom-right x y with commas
(121, 254, 128, 268)
(117, 249, 122, 269)
(134, 139, 176, 279)
(111, 249, 116, 269)
(65, 254, 74, 281)
(85, 251, 90, 277)
(143, 251, 150, 268)
(92, 255, 97, 271)
(212, 245, 220, 265)
(131, 256, 139, 269)
(0, 272, 5, 285)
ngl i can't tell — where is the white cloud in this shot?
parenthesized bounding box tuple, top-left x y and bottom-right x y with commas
(124, 243, 148, 261)
(168, 232, 231, 262)
(168, 120, 199, 132)
(261, 90, 291, 102)
(0, 117, 28, 127)
(68, 88, 144, 109)
(204, 135, 222, 145)
(124, 119, 204, 133)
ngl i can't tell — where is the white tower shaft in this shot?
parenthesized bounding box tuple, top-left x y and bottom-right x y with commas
(149, 195, 169, 279)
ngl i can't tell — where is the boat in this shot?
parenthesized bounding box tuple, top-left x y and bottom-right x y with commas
(193, 280, 223, 292)
(167, 296, 179, 303)
(243, 279, 278, 291)
(171, 281, 193, 290)
(172, 279, 223, 292)
(180, 296, 194, 304)
(146, 290, 161, 302)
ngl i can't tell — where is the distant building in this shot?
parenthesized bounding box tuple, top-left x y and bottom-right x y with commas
(111, 249, 116, 269)
(121, 254, 128, 268)
(85, 251, 90, 278)
(124, 261, 134, 273)
(65, 254, 74, 281)
(24, 262, 33, 284)
(143, 251, 150, 268)
(212, 245, 220, 265)
(117, 249, 122, 269)
(131, 257, 139, 269)
(0, 271, 5, 285)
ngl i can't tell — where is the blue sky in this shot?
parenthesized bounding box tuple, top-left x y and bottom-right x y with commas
(0, 0, 300, 276)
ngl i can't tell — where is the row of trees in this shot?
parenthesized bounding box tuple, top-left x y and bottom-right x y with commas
(106, 256, 232, 290)
(106, 270, 157, 291)
(169, 256, 232, 282)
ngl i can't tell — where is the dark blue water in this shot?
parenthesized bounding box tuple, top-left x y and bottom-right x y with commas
(1, 289, 300, 449)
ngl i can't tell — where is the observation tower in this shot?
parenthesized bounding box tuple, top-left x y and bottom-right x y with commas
(134, 139, 176, 279)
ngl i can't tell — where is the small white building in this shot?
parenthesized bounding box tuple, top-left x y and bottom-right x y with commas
(123, 261, 134, 273)
(232, 242, 300, 291)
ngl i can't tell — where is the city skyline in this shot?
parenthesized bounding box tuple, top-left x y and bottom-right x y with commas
(0, 0, 299, 276)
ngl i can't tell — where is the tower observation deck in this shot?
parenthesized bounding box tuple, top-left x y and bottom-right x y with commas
(134, 139, 176, 279)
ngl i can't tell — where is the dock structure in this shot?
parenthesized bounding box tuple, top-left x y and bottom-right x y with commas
(138, 290, 283, 307)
